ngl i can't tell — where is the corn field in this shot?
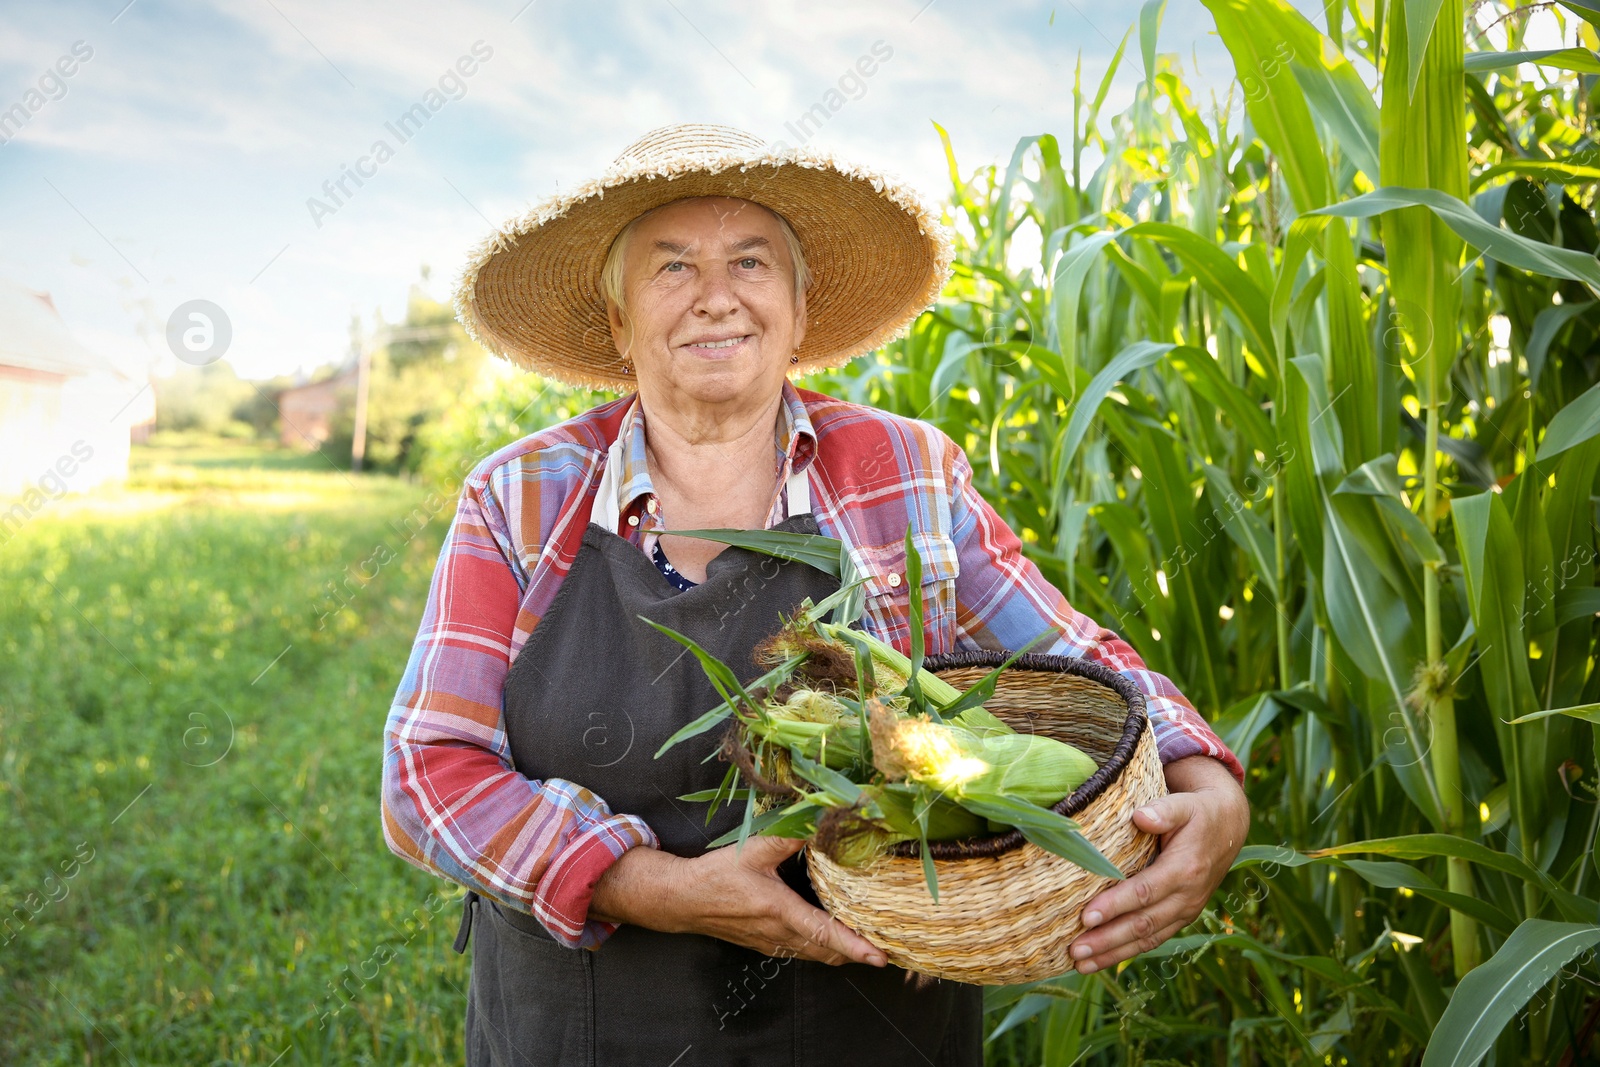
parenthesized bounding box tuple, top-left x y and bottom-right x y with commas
(419, 0, 1600, 1061)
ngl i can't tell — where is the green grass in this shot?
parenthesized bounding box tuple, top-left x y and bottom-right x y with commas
(0, 437, 469, 1064)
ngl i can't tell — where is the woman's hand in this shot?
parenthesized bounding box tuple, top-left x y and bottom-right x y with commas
(1068, 755, 1249, 974)
(590, 836, 887, 967)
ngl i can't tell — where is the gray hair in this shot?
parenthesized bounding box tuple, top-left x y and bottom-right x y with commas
(599, 199, 812, 317)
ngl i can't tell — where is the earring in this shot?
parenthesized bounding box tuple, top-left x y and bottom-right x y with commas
(620, 360, 631, 376)
(790, 354, 800, 365)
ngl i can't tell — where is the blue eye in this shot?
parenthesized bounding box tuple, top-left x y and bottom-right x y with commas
(739, 257, 760, 269)
(664, 261, 685, 272)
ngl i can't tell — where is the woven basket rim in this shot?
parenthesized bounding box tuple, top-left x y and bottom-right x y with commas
(884, 650, 1149, 861)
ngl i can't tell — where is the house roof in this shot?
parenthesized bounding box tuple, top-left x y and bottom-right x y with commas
(275, 362, 359, 400)
(0, 278, 132, 380)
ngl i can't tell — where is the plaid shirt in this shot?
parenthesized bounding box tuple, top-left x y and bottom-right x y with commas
(382, 383, 1241, 948)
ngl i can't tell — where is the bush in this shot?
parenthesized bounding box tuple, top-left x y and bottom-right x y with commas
(412, 369, 611, 493)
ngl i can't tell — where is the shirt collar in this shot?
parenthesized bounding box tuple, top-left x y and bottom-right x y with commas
(613, 380, 818, 526)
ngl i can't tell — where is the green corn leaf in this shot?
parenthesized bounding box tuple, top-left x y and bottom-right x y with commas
(652, 700, 737, 760)
(1535, 380, 1600, 461)
(1275, 347, 1326, 575)
(933, 631, 1052, 720)
(1561, 0, 1600, 27)
(1322, 217, 1381, 465)
(707, 803, 818, 848)
(983, 136, 1042, 269)
(1118, 419, 1225, 711)
(677, 787, 751, 803)
(1210, 692, 1282, 777)
(798, 576, 872, 628)
(1200, 465, 1280, 601)
(1335, 457, 1445, 565)
(666, 528, 845, 576)
(1421, 920, 1600, 1067)
(1086, 29, 1131, 139)
(1103, 236, 1165, 327)
(1508, 702, 1600, 725)
(693, 763, 743, 821)
(1231, 844, 1315, 870)
(1325, 495, 1427, 644)
(957, 793, 1124, 879)
(1555, 589, 1600, 628)
(903, 525, 927, 711)
(831, 548, 868, 626)
(916, 796, 939, 903)
(1380, 0, 1467, 410)
(649, 644, 805, 757)
(1166, 349, 1276, 456)
(1309, 836, 1600, 923)
(640, 617, 747, 708)
(1138, 0, 1165, 102)
(1463, 47, 1600, 75)
(1059, 340, 1172, 464)
(927, 333, 985, 420)
(787, 751, 864, 805)
(734, 776, 758, 852)
(986, 973, 1088, 1041)
(1524, 303, 1599, 391)
(1290, 49, 1381, 181)
(1050, 230, 1117, 368)
(1310, 187, 1600, 291)
(1473, 156, 1600, 192)
(1340, 860, 1516, 934)
(1453, 492, 1552, 865)
(1403, 0, 1448, 99)
(1320, 488, 1441, 827)
(1198, 0, 1331, 211)
(760, 804, 824, 840)
(1271, 217, 1322, 367)
(739, 798, 828, 844)
(1124, 223, 1276, 358)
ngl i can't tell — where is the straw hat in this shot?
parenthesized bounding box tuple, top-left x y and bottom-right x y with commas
(452, 124, 954, 390)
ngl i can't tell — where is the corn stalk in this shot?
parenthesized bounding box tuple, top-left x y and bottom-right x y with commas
(1380, 0, 1481, 978)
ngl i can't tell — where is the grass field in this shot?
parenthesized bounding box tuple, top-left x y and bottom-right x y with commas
(0, 437, 471, 1064)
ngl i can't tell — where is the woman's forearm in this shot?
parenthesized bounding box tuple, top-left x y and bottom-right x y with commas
(589, 837, 887, 966)
(589, 845, 685, 928)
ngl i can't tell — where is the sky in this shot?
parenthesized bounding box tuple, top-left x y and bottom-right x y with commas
(0, 0, 1327, 385)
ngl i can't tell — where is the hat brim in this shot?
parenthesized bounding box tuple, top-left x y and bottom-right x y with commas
(453, 144, 954, 390)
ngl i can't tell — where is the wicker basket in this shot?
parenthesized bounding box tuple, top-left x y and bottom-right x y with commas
(805, 650, 1168, 985)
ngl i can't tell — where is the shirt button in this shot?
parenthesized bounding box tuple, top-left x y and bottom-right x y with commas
(627, 515, 640, 527)
(886, 572, 902, 589)
(646, 498, 658, 514)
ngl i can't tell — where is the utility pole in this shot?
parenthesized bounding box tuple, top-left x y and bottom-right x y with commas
(351, 334, 372, 472)
(349, 322, 457, 474)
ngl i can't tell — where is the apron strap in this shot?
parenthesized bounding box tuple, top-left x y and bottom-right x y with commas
(784, 463, 810, 516)
(591, 437, 628, 537)
(453, 890, 479, 954)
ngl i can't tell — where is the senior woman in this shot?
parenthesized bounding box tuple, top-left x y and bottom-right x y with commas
(382, 125, 1247, 1066)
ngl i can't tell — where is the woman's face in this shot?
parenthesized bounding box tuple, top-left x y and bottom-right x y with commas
(608, 196, 806, 409)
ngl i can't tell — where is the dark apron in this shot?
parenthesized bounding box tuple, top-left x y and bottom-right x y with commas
(452, 514, 982, 1066)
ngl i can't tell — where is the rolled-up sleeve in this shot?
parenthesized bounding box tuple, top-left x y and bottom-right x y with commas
(381, 469, 659, 948)
(943, 439, 1244, 782)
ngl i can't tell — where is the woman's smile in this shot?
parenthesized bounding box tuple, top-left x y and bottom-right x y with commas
(680, 332, 754, 356)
